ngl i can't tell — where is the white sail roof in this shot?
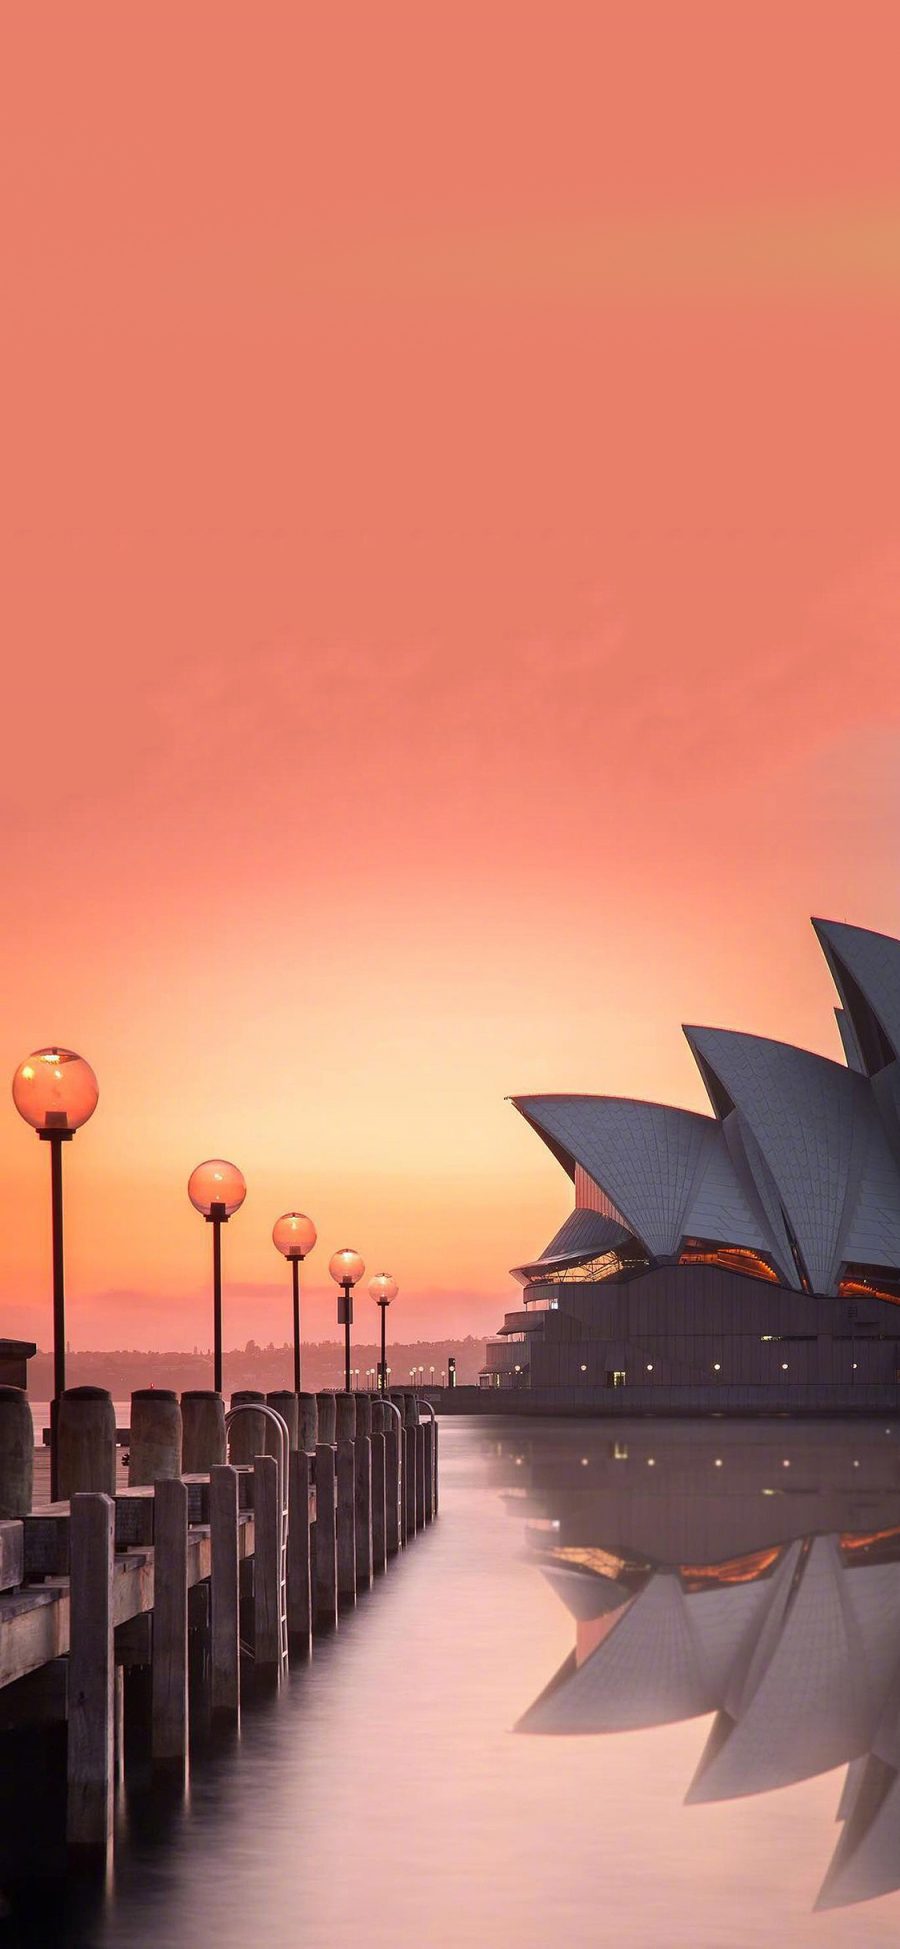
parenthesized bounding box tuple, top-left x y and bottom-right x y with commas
(813, 918, 900, 1075)
(514, 1096, 751, 1260)
(687, 1537, 874, 1802)
(511, 917, 900, 1297)
(517, 1573, 715, 1734)
(684, 1028, 872, 1294)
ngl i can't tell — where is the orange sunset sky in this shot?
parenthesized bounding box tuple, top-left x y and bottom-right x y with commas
(2, 4, 900, 1354)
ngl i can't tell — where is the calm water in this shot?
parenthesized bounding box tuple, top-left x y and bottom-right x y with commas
(5, 1415, 900, 1947)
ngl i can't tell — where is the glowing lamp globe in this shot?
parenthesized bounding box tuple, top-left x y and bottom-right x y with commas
(369, 1273, 398, 1303)
(328, 1248, 365, 1288)
(12, 1048, 99, 1132)
(188, 1159, 247, 1218)
(273, 1212, 317, 1259)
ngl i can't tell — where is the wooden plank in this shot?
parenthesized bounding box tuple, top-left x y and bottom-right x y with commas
(0, 1520, 23, 1592)
(253, 1454, 281, 1670)
(67, 1492, 115, 1850)
(151, 1477, 188, 1759)
(370, 1432, 386, 1574)
(22, 1506, 71, 1578)
(336, 1440, 356, 1607)
(210, 1464, 239, 1718)
(354, 1435, 373, 1592)
(286, 1449, 312, 1657)
(313, 1444, 338, 1630)
(0, 1585, 68, 1686)
(183, 1468, 253, 1525)
(0, 1510, 255, 1697)
(113, 1488, 155, 1549)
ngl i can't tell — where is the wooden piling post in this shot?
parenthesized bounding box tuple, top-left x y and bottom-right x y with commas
(210, 1464, 240, 1718)
(229, 1392, 267, 1466)
(67, 1491, 115, 1850)
(313, 1443, 338, 1629)
(370, 1423, 386, 1573)
(297, 1392, 319, 1452)
(415, 1424, 427, 1530)
(336, 1439, 356, 1606)
(152, 1475, 189, 1760)
(0, 1387, 33, 1518)
(389, 1394, 407, 1544)
(129, 1389, 182, 1486)
(405, 1426, 417, 1538)
(383, 1408, 401, 1558)
(354, 1435, 373, 1592)
(287, 1448, 312, 1657)
(113, 1666, 125, 1786)
(433, 1419, 439, 1515)
(181, 1391, 226, 1473)
(422, 1418, 434, 1521)
(253, 1453, 281, 1671)
(316, 1393, 337, 1445)
(58, 1388, 117, 1500)
(267, 1391, 299, 1452)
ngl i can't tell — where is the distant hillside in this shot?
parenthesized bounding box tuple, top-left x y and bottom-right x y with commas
(26, 1336, 485, 1398)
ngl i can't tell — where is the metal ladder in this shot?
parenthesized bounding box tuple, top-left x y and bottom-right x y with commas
(225, 1402, 290, 1675)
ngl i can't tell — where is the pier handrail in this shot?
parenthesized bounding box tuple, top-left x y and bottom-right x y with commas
(225, 1402, 291, 1674)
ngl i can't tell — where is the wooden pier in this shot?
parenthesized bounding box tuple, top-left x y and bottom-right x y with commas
(0, 1385, 438, 1859)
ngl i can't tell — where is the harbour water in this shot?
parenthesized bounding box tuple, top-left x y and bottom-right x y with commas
(4, 1415, 900, 1947)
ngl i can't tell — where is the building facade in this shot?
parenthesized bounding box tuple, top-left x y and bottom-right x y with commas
(481, 918, 900, 1412)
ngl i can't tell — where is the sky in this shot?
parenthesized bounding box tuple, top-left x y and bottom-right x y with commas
(2, 3, 900, 1355)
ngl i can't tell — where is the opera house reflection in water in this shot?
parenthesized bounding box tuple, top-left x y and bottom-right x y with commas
(491, 1419, 900, 1914)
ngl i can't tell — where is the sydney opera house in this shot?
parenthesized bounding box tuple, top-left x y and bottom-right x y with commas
(480, 919, 900, 1411)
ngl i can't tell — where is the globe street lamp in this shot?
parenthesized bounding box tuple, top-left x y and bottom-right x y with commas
(273, 1212, 317, 1392)
(328, 1249, 365, 1392)
(369, 1274, 398, 1394)
(13, 1047, 99, 1499)
(188, 1160, 246, 1394)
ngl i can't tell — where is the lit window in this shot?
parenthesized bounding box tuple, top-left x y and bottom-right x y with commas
(852, 1362, 858, 1371)
(647, 1458, 655, 1467)
(580, 1363, 587, 1373)
(781, 1363, 788, 1371)
(782, 1460, 790, 1468)
(580, 1457, 589, 1467)
(714, 1459, 723, 1468)
(713, 1362, 721, 1372)
(646, 1363, 653, 1372)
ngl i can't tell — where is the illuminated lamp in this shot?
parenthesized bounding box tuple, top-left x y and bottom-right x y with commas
(273, 1212, 317, 1393)
(13, 1047, 99, 1498)
(188, 1160, 247, 1393)
(329, 1249, 365, 1392)
(369, 1273, 398, 1395)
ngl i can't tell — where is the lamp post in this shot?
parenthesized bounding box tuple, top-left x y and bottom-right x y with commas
(273, 1211, 317, 1392)
(369, 1274, 398, 1394)
(13, 1047, 99, 1500)
(328, 1249, 365, 1392)
(188, 1160, 246, 1394)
